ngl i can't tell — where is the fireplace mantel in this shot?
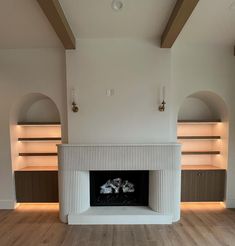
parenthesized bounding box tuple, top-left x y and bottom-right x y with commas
(58, 143, 181, 171)
(58, 143, 181, 225)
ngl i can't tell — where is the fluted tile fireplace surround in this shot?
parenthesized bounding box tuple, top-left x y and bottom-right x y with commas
(58, 144, 181, 225)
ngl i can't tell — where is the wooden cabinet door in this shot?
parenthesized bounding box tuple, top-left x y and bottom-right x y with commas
(15, 171, 58, 202)
(181, 170, 226, 202)
(15, 171, 33, 202)
(32, 171, 58, 202)
(181, 170, 202, 202)
(203, 170, 225, 201)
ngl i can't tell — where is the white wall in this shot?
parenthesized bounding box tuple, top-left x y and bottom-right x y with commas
(0, 49, 67, 208)
(66, 39, 174, 143)
(171, 44, 234, 114)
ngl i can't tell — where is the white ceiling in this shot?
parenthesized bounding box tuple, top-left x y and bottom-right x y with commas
(176, 0, 235, 46)
(0, 0, 61, 48)
(59, 0, 176, 39)
(0, 0, 235, 49)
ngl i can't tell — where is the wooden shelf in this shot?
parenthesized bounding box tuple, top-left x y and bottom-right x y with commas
(17, 122, 61, 126)
(18, 137, 61, 142)
(178, 120, 221, 123)
(182, 165, 225, 170)
(182, 151, 220, 155)
(16, 166, 58, 171)
(178, 136, 221, 140)
(19, 153, 58, 156)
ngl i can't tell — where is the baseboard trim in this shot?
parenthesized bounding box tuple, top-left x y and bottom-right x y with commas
(0, 200, 16, 209)
(224, 199, 235, 208)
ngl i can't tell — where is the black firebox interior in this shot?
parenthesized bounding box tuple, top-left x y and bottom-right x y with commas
(90, 170, 149, 206)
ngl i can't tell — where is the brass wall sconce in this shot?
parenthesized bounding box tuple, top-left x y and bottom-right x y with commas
(159, 100, 166, 112)
(159, 85, 166, 112)
(72, 101, 79, 113)
(71, 88, 79, 113)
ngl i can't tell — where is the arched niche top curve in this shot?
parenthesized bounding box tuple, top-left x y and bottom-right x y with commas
(178, 91, 228, 122)
(11, 93, 60, 123)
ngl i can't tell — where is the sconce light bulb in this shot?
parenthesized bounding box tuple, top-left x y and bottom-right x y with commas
(71, 88, 78, 104)
(162, 86, 166, 101)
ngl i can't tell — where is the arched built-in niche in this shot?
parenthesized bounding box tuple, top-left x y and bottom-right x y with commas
(10, 93, 61, 171)
(178, 91, 228, 169)
(177, 91, 228, 203)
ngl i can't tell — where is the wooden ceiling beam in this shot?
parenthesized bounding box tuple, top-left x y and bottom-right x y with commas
(161, 0, 199, 48)
(37, 0, 76, 49)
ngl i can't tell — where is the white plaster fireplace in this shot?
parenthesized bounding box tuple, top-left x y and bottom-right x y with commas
(58, 144, 181, 225)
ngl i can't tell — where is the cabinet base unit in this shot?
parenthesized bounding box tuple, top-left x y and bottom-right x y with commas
(181, 169, 226, 202)
(15, 170, 59, 203)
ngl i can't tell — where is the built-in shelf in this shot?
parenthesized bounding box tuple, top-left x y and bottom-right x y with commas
(18, 137, 61, 142)
(178, 113, 226, 201)
(178, 120, 221, 124)
(178, 119, 222, 169)
(17, 122, 61, 168)
(19, 153, 58, 156)
(182, 165, 225, 170)
(17, 122, 61, 126)
(182, 151, 220, 155)
(178, 136, 221, 140)
(16, 166, 58, 171)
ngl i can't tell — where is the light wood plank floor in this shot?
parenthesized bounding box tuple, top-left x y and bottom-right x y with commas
(0, 203, 235, 246)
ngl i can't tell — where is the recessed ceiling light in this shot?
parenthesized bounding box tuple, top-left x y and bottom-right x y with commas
(111, 0, 123, 11)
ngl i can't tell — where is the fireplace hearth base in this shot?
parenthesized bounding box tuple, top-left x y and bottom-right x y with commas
(68, 206, 172, 225)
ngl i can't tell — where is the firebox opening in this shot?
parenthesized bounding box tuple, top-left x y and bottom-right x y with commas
(90, 171, 149, 206)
